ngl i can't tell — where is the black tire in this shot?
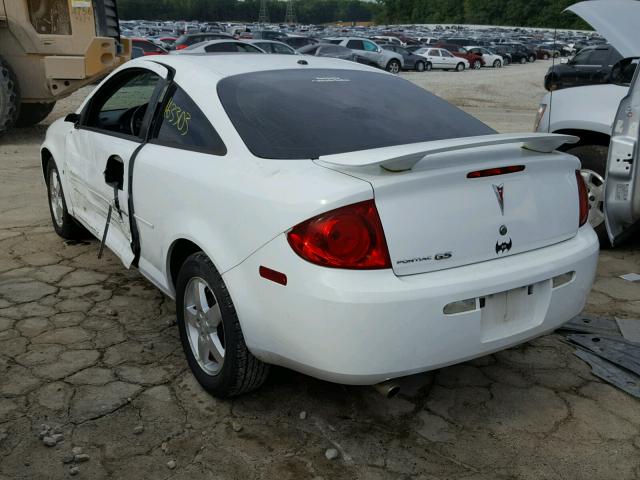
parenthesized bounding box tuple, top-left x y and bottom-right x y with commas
(425, 62, 432, 71)
(0, 56, 20, 134)
(493, 59, 502, 68)
(386, 59, 401, 74)
(414, 61, 425, 72)
(520, 57, 527, 64)
(46, 159, 86, 240)
(472, 60, 482, 70)
(528, 55, 536, 62)
(565, 144, 610, 246)
(15, 102, 55, 128)
(176, 252, 269, 397)
(455, 62, 465, 72)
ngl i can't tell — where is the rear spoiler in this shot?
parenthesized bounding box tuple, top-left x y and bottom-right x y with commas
(318, 133, 579, 172)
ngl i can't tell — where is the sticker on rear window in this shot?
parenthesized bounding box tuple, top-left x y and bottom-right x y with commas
(163, 97, 191, 136)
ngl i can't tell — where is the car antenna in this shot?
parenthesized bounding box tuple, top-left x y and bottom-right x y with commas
(548, 19, 558, 133)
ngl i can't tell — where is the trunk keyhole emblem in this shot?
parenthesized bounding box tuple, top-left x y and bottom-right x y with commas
(499, 225, 508, 236)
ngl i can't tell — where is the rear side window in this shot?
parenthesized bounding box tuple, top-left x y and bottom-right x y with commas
(587, 49, 610, 65)
(153, 85, 226, 155)
(346, 40, 364, 50)
(272, 43, 294, 54)
(204, 42, 262, 53)
(255, 42, 273, 53)
(218, 69, 493, 159)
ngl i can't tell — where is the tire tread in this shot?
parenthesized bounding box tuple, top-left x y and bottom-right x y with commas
(179, 253, 269, 397)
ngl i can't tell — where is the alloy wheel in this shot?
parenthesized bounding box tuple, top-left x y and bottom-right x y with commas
(580, 169, 605, 229)
(183, 277, 225, 375)
(49, 169, 64, 228)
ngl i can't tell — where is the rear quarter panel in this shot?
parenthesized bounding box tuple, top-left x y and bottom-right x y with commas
(133, 148, 372, 294)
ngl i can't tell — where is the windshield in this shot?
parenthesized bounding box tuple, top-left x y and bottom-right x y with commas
(217, 69, 494, 159)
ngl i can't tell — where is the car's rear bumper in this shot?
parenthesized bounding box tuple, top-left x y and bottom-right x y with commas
(223, 226, 599, 385)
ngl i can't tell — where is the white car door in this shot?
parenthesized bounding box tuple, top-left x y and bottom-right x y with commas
(440, 49, 457, 67)
(604, 62, 640, 245)
(65, 62, 170, 267)
(427, 49, 443, 68)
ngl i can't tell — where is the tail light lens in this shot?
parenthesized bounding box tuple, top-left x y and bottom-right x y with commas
(175, 44, 188, 50)
(533, 103, 547, 132)
(576, 170, 589, 227)
(287, 200, 391, 269)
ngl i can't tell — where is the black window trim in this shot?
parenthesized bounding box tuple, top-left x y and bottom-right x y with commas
(148, 82, 227, 156)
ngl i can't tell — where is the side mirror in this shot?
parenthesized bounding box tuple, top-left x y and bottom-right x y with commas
(64, 113, 80, 127)
(610, 57, 639, 86)
(560, 57, 569, 65)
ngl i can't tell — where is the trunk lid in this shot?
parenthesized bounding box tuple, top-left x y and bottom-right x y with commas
(318, 134, 582, 276)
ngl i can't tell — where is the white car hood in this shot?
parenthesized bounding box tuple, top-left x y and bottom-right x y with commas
(566, 0, 640, 58)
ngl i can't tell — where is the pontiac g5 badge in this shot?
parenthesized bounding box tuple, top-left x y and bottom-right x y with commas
(493, 184, 505, 215)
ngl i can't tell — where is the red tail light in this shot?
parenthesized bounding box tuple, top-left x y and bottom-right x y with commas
(576, 170, 589, 227)
(287, 200, 391, 269)
(467, 165, 525, 178)
(175, 44, 188, 50)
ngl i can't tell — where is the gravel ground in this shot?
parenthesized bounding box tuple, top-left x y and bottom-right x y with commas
(405, 60, 547, 132)
(1, 59, 640, 480)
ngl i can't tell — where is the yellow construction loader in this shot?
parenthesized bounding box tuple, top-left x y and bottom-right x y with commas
(0, 0, 131, 133)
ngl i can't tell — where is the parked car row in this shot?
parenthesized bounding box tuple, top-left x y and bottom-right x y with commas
(130, 35, 556, 75)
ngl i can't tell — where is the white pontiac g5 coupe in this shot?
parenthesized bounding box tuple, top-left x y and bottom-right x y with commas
(41, 54, 599, 397)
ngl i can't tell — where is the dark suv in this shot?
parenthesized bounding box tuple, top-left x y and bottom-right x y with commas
(173, 33, 233, 51)
(544, 44, 622, 91)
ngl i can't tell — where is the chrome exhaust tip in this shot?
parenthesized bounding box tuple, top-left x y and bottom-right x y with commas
(373, 379, 401, 399)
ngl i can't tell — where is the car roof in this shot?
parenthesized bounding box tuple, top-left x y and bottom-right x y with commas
(180, 32, 231, 38)
(129, 53, 377, 81)
(247, 40, 287, 45)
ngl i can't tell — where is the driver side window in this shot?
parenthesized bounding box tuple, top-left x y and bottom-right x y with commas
(85, 69, 161, 139)
(363, 41, 378, 52)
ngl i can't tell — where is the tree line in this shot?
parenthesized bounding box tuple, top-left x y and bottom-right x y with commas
(117, 0, 379, 24)
(376, 0, 590, 29)
(118, 0, 592, 29)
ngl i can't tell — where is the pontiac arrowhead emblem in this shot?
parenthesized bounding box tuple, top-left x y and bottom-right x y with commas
(493, 184, 505, 215)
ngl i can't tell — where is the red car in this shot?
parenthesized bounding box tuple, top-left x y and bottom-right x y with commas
(131, 38, 168, 56)
(435, 43, 485, 69)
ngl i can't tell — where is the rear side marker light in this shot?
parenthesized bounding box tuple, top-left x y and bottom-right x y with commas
(259, 266, 287, 286)
(287, 200, 391, 269)
(576, 170, 589, 227)
(467, 165, 525, 178)
(552, 271, 575, 288)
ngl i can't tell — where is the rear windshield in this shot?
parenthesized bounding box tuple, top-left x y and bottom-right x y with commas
(217, 69, 494, 159)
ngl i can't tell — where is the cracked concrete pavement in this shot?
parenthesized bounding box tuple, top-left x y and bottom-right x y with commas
(1, 61, 640, 479)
